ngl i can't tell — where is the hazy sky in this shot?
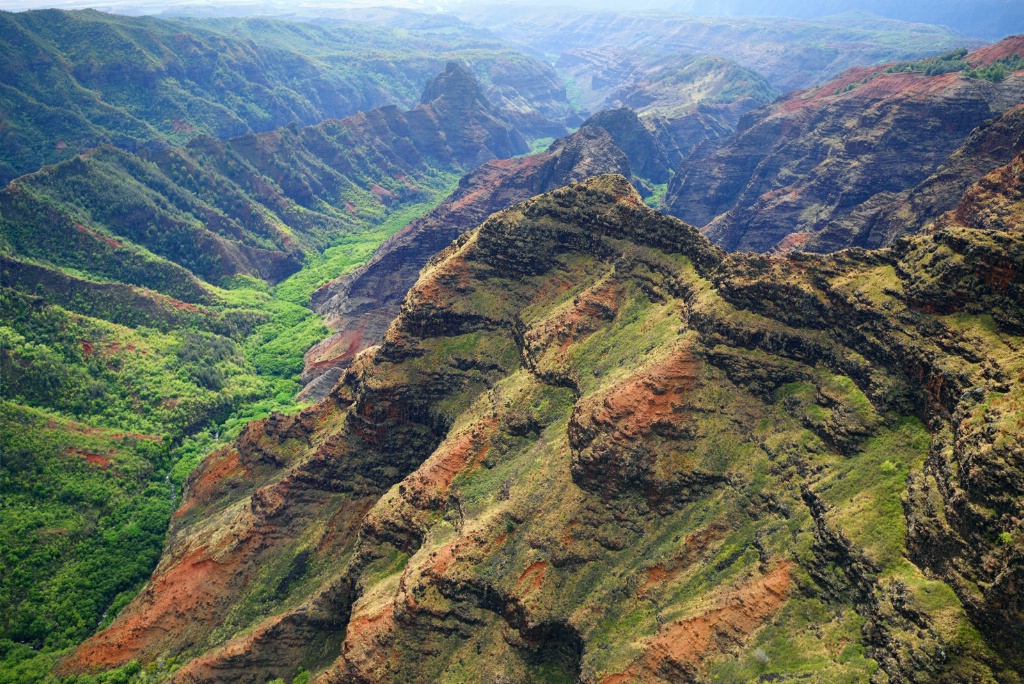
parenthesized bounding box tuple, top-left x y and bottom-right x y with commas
(0, 0, 1021, 38)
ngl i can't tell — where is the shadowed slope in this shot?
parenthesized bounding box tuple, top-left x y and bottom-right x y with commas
(663, 37, 1024, 254)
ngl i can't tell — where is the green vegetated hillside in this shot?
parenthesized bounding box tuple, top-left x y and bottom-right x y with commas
(0, 9, 573, 184)
(49, 171, 1024, 684)
(0, 59, 549, 678)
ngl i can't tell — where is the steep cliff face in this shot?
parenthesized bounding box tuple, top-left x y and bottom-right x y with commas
(663, 37, 1024, 254)
(414, 62, 530, 165)
(902, 151, 1024, 669)
(805, 102, 1024, 251)
(61, 175, 1024, 683)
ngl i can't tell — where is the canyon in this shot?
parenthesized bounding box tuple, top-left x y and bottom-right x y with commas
(1, 9, 1024, 684)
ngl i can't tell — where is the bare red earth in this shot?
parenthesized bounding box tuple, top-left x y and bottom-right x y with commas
(602, 563, 792, 683)
(67, 447, 112, 469)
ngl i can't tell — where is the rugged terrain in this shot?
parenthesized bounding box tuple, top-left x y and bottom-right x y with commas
(300, 107, 694, 400)
(664, 38, 1024, 253)
(554, 50, 778, 119)
(54, 170, 1024, 683)
(1, 62, 524, 293)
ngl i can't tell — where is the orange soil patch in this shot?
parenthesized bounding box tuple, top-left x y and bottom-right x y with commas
(968, 35, 1024, 67)
(614, 188, 645, 209)
(776, 69, 962, 116)
(429, 540, 460, 576)
(640, 525, 729, 595)
(75, 222, 122, 248)
(58, 545, 234, 674)
(424, 530, 503, 578)
(413, 253, 471, 305)
(174, 448, 246, 519)
(370, 184, 393, 200)
(67, 447, 113, 469)
(527, 280, 623, 360)
(599, 674, 634, 684)
(603, 563, 792, 683)
(517, 560, 548, 593)
(316, 497, 376, 554)
(305, 325, 370, 373)
(650, 563, 791, 665)
(45, 417, 160, 442)
(348, 603, 395, 639)
(529, 271, 577, 307)
(80, 339, 94, 355)
(760, 184, 801, 203)
(772, 231, 812, 254)
(404, 419, 496, 505)
(158, 294, 201, 312)
(101, 342, 141, 355)
(340, 603, 399, 679)
(585, 347, 701, 441)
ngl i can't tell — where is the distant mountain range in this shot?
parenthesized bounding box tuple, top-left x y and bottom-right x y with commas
(0, 9, 573, 183)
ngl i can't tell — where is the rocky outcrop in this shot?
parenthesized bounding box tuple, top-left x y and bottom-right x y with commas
(579, 109, 673, 184)
(61, 174, 1024, 683)
(412, 61, 529, 165)
(300, 105, 727, 401)
(663, 37, 1024, 254)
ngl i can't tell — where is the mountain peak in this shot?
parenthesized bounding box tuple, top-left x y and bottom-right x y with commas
(419, 60, 488, 108)
(581, 108, 672, 183)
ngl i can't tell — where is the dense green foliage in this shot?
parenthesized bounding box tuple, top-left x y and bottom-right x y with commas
(886, 47, 969, 75)
(0, 404, 173, 649)
(886, 49, 1024, 83)
(964, 54, 1024, 83)
(0, 272, 318, 653)
(0, 207, 460, 667)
